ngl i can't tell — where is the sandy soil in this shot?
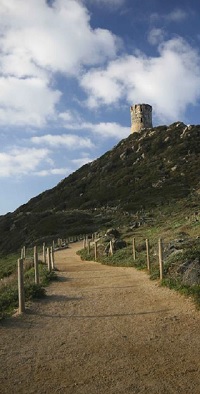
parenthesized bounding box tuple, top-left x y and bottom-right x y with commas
(0, 241, 200, 394)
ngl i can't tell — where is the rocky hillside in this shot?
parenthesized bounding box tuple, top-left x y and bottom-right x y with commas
(0, 121, 200, 253)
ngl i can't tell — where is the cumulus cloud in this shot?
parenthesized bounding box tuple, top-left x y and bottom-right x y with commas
(31, 134, 95, 149)
(81, 37, 200, 122)
(0, 0, 118, 127)
(0, 0, 118, 75)
(0, 77, 61, 127)
(0, 147, 51, 177)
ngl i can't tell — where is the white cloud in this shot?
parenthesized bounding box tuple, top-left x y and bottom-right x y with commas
(34, 168, 71, 177)
(151, 8, 187, 24)
(58, 111, 74, 122)
(72, 157, 93, 166)
(166, 9, 187, 22)
(0, 0, 119, 127)
(0, 0, 118, 75)
(0, 77, 61, 127)
(148, 28, 165, 46)
(0, 147, 51, 177)
(81, 122, 130, 139)
(81, 37, 200, 122)
(56, 120, 130, 139)
(31, 134, 95, 149)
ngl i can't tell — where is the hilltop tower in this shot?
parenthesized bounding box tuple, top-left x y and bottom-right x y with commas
(130, 103, 152, 133)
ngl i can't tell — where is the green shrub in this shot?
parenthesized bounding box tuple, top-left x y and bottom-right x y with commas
(0, 285, 19, 317)
(24, 283, 46, 299)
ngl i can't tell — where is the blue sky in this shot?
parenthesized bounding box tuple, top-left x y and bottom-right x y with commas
(1, 0, 200, 215)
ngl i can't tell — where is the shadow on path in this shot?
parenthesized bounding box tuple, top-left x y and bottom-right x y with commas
(30, 308, 171, 320)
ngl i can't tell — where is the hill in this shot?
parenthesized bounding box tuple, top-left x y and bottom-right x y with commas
(0, 121, 200, 254)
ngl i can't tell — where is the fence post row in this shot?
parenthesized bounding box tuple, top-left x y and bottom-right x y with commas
(17, 235, 166, 314)
(18, 258, 25, 314)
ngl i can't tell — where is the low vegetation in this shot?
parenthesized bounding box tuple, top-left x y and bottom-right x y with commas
(0, 253, 20, 279)
(0, 259, 57, 320)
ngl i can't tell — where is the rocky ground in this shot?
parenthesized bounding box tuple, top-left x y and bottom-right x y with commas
(0, 242, 200, 393)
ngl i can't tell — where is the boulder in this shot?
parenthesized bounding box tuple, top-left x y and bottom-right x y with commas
(113, 239, 127, 251)
(106, 228, 120, 238)
(181, 258, 200, 286)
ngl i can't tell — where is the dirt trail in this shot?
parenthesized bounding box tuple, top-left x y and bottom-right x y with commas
(0, 242, 200, 394)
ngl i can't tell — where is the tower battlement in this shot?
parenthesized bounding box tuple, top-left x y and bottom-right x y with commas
(130, 104, 152, 133)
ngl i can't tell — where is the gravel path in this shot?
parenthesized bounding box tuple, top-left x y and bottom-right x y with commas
(0, 241, 200, 393)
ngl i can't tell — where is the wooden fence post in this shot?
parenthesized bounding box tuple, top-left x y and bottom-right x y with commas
(158, 238, 164, 280)
(18, 258, 25, 314)
(34, 246, 39, 285)
(21, 246, 26, 259)
(146, 238, 150, 272)
(109, 240, 113, 256)
(88, 240, 91, 254)
(133, 238, 136, 260)
(43, 242, 46, 263)
(83, 237, 86, 249)
(47, 247, 51, 272)
(50, 246, 55, 270)
(94, 240, 98, 261)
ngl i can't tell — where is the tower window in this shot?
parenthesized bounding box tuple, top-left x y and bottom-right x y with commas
(141, 118, 143, 122)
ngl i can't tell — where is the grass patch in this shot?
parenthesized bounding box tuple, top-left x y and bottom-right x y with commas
(77, 248, 94, 261)
(78, 244, 148, 270)
(0, 253, 20, 279)
(161, 278, 200, 308)
(0, 262, 57, 320)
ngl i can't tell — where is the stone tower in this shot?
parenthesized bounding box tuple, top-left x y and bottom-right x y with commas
(130, 103, 152, 133)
